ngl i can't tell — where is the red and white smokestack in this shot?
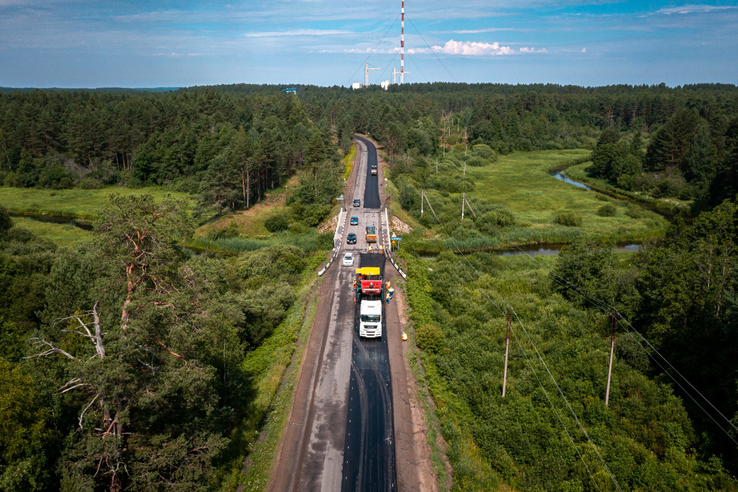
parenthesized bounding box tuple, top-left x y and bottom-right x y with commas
(401, 0, 405, 84)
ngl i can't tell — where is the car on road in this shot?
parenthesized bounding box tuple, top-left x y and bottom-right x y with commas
(350, 216, 359, 225)
(346, 232, 357, 244)
(353, 198, 361, 207)
(342, 252, 354, 266)
(371, 164, 377, 175)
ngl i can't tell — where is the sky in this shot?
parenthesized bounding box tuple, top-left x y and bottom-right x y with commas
(1, 0, 737, 88)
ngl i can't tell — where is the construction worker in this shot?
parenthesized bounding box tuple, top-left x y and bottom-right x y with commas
(386, 286, 394, 304)
(368, 245, 373, 254)
(379, 245, 384, 255)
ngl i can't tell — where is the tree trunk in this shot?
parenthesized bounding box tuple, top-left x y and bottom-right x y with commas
(240, 165, 247, 210)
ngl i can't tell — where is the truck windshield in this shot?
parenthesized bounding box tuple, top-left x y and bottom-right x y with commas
(361, 314, 381, 322)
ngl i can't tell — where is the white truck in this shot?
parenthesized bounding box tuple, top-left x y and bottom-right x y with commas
(359, 300, 383, 338)
(355, 267, 383, 338)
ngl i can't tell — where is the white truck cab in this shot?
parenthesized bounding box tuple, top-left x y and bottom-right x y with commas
(359, 300, 382, 338)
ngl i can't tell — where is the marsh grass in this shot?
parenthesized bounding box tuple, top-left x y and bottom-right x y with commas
(402, 150, 668, 253)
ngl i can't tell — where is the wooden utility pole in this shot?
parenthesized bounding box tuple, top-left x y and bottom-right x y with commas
(502, 308, 512, 397)
(605, 311, 617, 406)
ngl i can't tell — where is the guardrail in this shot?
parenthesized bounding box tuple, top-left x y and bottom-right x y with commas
(382, 207, 407, 279)
(318, 208, 346, 276)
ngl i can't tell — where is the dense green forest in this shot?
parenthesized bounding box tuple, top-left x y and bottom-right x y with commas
(2, 82, 738, 490)
(0, 199, 325, 489)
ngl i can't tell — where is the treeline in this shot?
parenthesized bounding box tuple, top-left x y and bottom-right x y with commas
(0, 89, 341, 214)
(2, 83, 737, 212)
(588, 108, 738, 208)
(0, 198, 317, 489)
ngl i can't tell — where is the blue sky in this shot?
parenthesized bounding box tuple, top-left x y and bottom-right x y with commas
(1, 0, 737, 88)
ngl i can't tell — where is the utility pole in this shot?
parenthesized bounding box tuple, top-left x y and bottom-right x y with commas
(502, 308, 512, 397)
(461, 161, 467, 220)
(605, 311, 617, 406)
(420, 189, 424, 216)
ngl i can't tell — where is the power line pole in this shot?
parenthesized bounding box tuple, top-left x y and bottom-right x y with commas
(502, 308, 512, 398)
(420, 189, 424, 216)
(605, 310, 617, 406)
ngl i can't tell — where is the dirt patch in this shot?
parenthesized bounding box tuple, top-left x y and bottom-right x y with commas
(390, 215, 413, 235)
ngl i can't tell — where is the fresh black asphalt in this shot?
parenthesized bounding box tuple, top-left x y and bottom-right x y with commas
(355, 135, 381, 209)
(341, 136, 396, 491)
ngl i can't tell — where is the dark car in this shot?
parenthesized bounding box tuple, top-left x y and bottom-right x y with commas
(347, 232, 357, 244)
(350, 216, 359, 225)
(353, 199, 361, 207)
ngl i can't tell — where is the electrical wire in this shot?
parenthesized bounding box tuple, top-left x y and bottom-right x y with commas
(419, 191, 621, 490)
(406, 16, 457, 82)
(344, 15, 400, 88)
(506, 240, 738, 445)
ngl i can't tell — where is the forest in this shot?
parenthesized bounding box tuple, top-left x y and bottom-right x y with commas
(1, 82, 738, 490)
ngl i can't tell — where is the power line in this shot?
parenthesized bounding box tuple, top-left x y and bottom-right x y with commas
(344, 15, 399, 87)
(507, 241, 738, 446)
(419, 191, 621, 489)
(406, 16, 457, 82)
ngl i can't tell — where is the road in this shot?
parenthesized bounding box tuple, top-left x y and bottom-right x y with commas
(269, 136, 396, 492)
(342, 253, 396, 492)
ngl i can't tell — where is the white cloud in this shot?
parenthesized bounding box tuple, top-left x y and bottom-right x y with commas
(581, 47, 587, 52)
(244, 29, 352, 38)
(655, 4, 738, 15)
(409, 39, 545, 56)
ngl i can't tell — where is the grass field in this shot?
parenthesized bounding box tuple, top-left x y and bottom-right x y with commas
(0, 186, 192, 220)
(463, 150, 668, 244)
(11, 216, 93, 247)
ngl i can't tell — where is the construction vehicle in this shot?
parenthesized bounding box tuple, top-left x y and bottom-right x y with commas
(365, 224, 377, 243)
(355, 267, 383, 338)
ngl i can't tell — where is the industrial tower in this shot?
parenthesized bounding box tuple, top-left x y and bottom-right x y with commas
(400, 0, 405, 84)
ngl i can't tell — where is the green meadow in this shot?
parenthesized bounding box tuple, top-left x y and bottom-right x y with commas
(0, 186, 192, 220)
(10, 216, 93, 247)
(467, 150, 667, 236)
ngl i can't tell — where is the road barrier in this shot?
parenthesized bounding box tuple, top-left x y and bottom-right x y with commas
(319, 208, 346, 276)
(382, 207, 407, 279)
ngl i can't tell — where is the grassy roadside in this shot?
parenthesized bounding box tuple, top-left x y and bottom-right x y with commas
(402, 254, 500, 489)
(343, 143, 357, 180)
(221, 255, 323, 491)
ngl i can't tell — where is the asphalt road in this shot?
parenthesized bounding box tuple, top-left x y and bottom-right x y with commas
(342, 253, 397, 492)
(269, 135, 396, 492)
(355, 135, 381, 209)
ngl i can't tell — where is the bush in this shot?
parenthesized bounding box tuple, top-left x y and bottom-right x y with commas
(265, 214, 290, 233)
(415, 323, 447, 354)
(553, 211, 583, 227)
(465, 156, 488, 167)
(472, 143, 498, 161)
(597, 204, 617, 217)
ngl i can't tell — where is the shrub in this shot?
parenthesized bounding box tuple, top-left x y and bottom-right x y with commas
(472, 143, 498, 161)
(265, 214, 290, 233)
(465, 156, 488, 167)
(415, 323, 447, 354)
(597, 204, 617, 217)
(553, 211, 583, 227)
